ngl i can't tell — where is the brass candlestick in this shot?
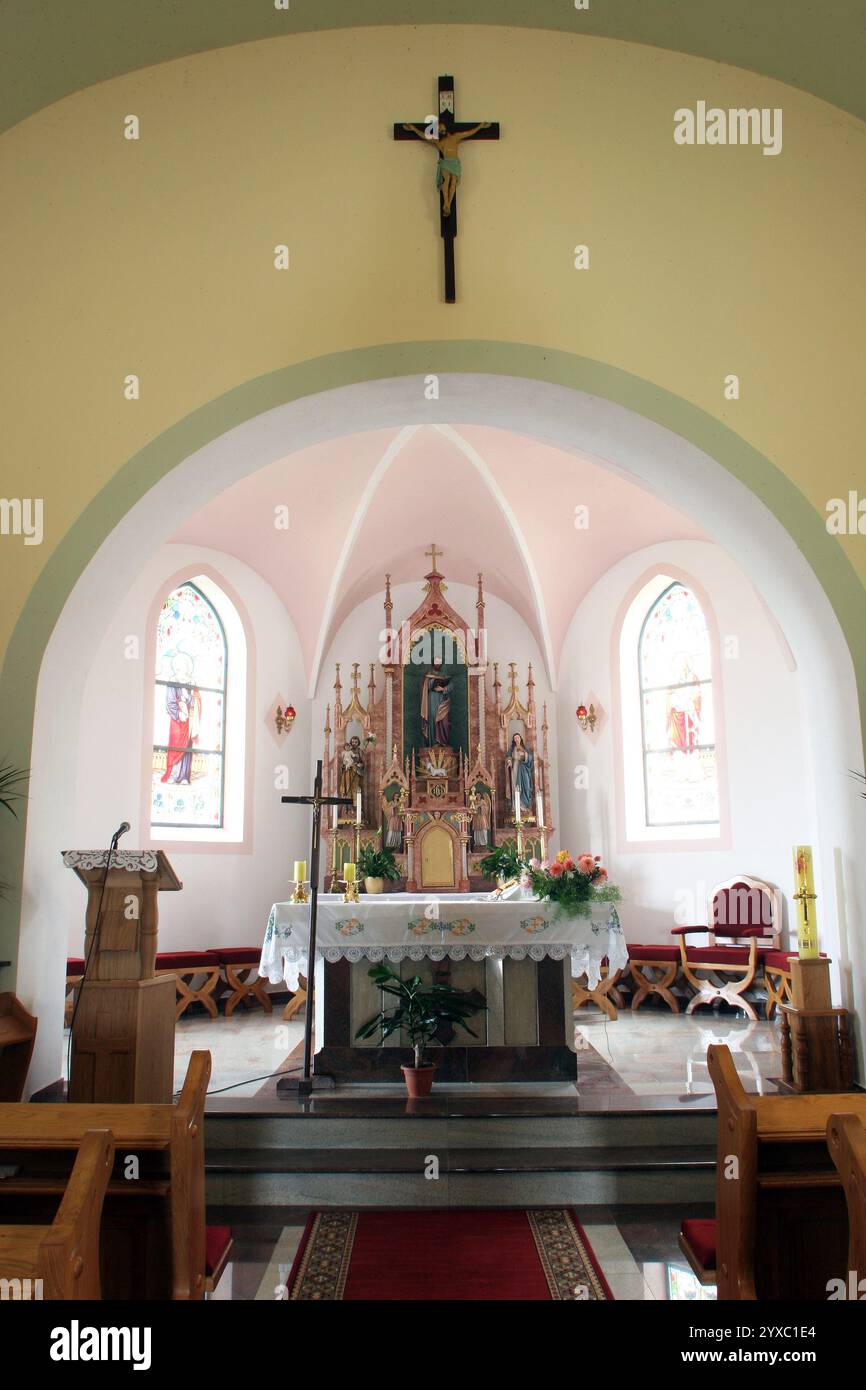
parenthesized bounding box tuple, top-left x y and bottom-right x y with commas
(291, 881, 309, 904)
(341, 878, 360, 904)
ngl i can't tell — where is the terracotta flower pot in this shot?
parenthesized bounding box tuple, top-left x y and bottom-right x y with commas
(364, 876, 384, 894)
(401, 1064, 437, 1098)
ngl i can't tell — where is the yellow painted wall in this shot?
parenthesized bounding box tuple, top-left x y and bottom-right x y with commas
(1, 25, 864, 661)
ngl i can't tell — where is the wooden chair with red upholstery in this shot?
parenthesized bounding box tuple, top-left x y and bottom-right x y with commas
(673, 876, 782, 1021)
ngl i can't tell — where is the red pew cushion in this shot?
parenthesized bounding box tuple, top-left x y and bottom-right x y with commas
(681, 1218, 716, 1271)
(66, 957, 86, 975)
(763, 950, 827, 971)
(205, 1225, 233, 1278)
(209, 947, 264, 966)
(627, 944, 680, 961)
(156, 951, 220, 970)
(683, 945, 752, 965)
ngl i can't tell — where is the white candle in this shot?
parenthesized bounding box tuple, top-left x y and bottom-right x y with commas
(355, 790, 362, 824)
(536, 792, 544, 828)
(332, 803, 339, 830)
(514, 786, 521, 823)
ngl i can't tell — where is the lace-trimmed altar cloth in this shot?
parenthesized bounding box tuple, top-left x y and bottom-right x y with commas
(260, 894, 626, 992)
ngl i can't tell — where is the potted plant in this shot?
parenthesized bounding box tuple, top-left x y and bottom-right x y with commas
(478, 842, 525, 887)
(357, 843, 401, 895)
(527, 849, 621, 918)
(355, 963, 487, 1096)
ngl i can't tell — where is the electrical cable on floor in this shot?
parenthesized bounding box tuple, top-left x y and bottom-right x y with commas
(177, 1063, 305, 1100)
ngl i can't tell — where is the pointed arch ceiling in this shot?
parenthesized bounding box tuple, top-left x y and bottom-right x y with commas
(171, 422, 706, 693)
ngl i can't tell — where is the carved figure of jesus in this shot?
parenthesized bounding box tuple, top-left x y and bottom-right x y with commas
(402, 118, 492, 215)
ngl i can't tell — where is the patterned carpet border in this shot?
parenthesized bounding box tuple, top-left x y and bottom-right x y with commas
(286, 1209, 613, 1301)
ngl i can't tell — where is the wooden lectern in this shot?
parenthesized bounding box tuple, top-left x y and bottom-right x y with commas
(63, 849, 181, 1103)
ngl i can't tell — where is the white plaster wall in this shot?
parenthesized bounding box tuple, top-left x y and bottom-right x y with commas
(557, 541, 814, 948)
(72, 543, 310, 953)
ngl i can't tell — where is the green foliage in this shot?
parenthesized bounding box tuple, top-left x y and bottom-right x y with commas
(355, 963, 487, 1068)
(357, 843, 402, 881)
(478, 842, 525, 882)
(528, 856, 621, 919)
(0, 762, 29, 901)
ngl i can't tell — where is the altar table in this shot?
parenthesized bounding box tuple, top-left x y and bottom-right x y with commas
(260, 894, 626, 1083)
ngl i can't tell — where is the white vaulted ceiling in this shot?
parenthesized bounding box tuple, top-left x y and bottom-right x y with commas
(172, 422, 707, 694)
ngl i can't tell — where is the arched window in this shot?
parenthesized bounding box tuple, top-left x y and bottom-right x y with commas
(619, 575, 721, 840)
(150, 577, 245, 838)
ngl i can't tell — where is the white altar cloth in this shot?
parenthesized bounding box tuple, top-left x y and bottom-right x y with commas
(260, 893, 627, 992)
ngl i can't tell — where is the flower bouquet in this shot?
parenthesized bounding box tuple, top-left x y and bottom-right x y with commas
(527, 850, 621, 919)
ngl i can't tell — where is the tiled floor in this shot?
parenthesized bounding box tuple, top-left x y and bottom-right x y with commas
(179, 998, 783, 1102)
(206, 1202, 717, 1301)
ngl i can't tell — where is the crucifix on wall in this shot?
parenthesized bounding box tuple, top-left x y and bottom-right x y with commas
(394, 75, 500, 303)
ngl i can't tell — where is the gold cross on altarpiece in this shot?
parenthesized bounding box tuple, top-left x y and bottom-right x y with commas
(394, 75, 500, 303)
(280, 759, 352, 1094)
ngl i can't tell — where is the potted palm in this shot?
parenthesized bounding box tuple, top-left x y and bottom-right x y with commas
(0, 762, 29, 900)
(355, 963, 487, 1096)
(357, 843, 401, 895)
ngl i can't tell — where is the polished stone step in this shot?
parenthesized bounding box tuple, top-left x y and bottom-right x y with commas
(205, 1109, 717, 1152)
(206, 1143, 714, 1175)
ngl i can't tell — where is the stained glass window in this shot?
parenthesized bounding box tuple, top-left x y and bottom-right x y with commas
(638, 582, 719, 828)
(151, 582, 227, 830)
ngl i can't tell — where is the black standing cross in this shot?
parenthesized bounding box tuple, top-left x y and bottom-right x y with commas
(281, 760, 352, 1094)
(394, 75, 500, 303)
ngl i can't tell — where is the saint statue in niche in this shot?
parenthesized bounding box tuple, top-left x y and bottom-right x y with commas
(160, 652, 202, 785)
(420, 666, 452, 747)
(339, 735, 365, 814)
(504, 733, 535, 814)
(384, 789, 406, 851)
(469, 788, 491, 849)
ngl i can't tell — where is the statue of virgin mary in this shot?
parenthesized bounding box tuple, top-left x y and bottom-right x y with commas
(504, 733, 535, 814)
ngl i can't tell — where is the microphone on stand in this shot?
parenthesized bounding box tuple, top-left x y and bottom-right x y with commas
(112, 821, 131, 844)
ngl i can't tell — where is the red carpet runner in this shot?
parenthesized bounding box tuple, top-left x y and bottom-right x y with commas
(286, 1208, 613, 1300)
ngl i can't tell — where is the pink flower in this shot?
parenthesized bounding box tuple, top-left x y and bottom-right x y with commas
(549, 861, 565, 878)
(529, 858, 541, 870)
(562, 857, 575, 872)
(577, 854, 595, 874)
(595, 868, 608, 883)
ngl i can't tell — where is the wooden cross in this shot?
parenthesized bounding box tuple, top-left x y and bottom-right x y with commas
(281, 760, 352, 1093)
(394, 75, 500, 303)
(425, 541, 444, 574)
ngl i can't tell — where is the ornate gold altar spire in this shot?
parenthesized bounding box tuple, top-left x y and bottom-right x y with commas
(368, 663, 376, 706)
(333, 663, 343, 723)
(351, 662, 361, 702)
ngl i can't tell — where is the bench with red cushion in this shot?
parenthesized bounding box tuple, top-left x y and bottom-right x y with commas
(209, 947, 272, 1017)
(156, 951, 223, 1019)
(679, 1217, 717, 1284)
(625, 943, 681, 1012)
(204, 1225, 233, 1294)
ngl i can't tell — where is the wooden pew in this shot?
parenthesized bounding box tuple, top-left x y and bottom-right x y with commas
(707, 1042, 866, 1300)
(827, 1113, 866, 1294)
(0, 993, 37, 1101)
(0, 1129, 113, 1299)
(0, 1050, 210, 1300)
